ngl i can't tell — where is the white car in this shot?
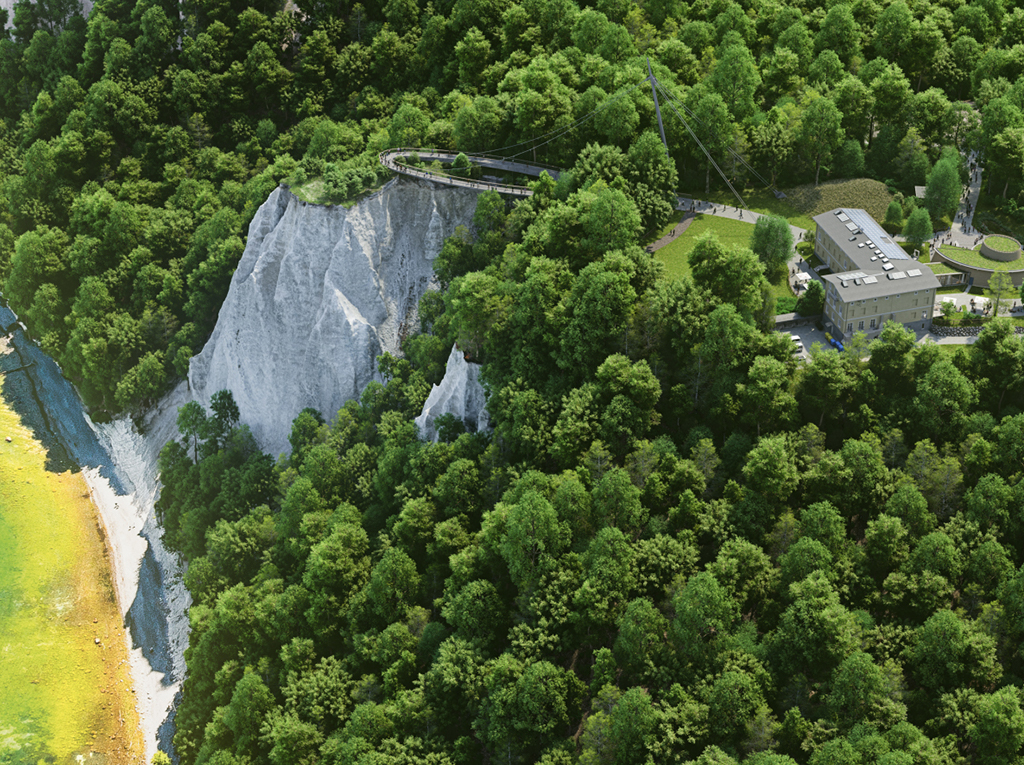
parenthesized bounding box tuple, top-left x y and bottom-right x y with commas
(790, 334, 804, 353)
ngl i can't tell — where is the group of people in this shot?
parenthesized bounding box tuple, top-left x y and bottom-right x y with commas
(957, 152, 981, 234)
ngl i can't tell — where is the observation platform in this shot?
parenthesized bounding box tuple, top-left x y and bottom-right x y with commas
(379, 149, 561, 197)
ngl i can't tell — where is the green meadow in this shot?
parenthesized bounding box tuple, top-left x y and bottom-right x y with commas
(654, 214, 797, 305)
(0, 397, 141, 765)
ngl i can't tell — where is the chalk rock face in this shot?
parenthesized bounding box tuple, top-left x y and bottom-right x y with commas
(189, 179, 478, 455)
(0, 0, 94, 27)
(415, 343, 489, 442)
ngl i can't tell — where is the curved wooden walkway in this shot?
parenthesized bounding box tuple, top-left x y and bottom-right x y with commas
(379, 148, 561, 197)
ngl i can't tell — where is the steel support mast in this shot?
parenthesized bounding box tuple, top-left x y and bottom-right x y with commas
(647, 58, 670, 157)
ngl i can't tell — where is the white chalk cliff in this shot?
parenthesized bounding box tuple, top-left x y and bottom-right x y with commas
(189, 178, 478, 456)
(415, 343, 490, 441)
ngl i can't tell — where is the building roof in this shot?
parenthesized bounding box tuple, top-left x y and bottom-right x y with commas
(815, 208, 941, 300)
(814, 208, 911, 267)
(822, 266, 941, 300)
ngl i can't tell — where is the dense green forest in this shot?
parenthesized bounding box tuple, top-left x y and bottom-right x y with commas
(2, 0, 1024, 412)
(161, 194, 1024, 764)
(4, 0, 1024, 760)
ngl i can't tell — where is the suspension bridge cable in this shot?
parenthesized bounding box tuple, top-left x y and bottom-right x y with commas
(656, 86, 747, 209)
(653, 79, 778, 194)
(405, 67, 781, 207)
(654, 80, 773, 190)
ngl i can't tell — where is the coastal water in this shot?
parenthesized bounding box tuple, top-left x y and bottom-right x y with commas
(0, 302, 183, 762)
(0, 353, 141, 762)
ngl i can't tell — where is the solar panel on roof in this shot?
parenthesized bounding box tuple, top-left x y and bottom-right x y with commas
(844, 209, 911, 260)
(907, 269, 921, 276)
(838, 213, 851, 222)
(845, 222, 858, 231)
(863, 276, 878, 284)
(891, 272, 907, 279)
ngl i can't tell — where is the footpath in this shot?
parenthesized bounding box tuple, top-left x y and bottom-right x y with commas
(934, 149, 984, 248)
(660, 157, 1006, 348)
(657, 195, 814, 294)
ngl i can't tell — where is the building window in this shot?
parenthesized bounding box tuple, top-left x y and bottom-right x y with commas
(870, 319, 876, 329)
(858, 320, 864, 330)
(847, 323, 853, 333)
(922, 311, 927, 319)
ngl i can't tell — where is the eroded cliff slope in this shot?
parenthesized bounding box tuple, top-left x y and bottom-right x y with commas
(189, 178, 478, 456)
(415, 343, 489, 441)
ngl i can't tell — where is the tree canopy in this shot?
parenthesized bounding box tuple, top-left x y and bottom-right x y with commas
(5, 0, 1024, 761)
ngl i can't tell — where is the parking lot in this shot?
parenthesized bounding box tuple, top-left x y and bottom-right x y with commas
(777, 323, 832, 360)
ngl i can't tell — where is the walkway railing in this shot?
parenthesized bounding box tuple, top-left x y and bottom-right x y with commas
(379, 148, 562, 197)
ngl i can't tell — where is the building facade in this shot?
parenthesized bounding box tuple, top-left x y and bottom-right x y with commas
(813, 208, 941, 341)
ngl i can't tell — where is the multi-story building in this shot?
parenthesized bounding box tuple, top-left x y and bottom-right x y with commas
(813, 208, 941, 341)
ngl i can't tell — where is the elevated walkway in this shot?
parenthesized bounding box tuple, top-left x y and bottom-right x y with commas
(379, 149, 561, 197)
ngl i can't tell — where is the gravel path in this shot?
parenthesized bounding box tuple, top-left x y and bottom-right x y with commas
(647, 212, 697, 251)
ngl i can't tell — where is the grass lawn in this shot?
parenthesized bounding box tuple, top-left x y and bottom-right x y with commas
(986, 235, 1020, 252)
(655, 214, 795, 305)
(290, 177, 326, 203)
(938, 245, 1024, 272)
(701, 188, 816, 230)
(656, 214, 758, 279)
(652, 209, 687, 241)
(924, 261, 963, 275)
(783, 178, 893, 224)
(801, 250, 825, 270)
(698, 178, 892, 232)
